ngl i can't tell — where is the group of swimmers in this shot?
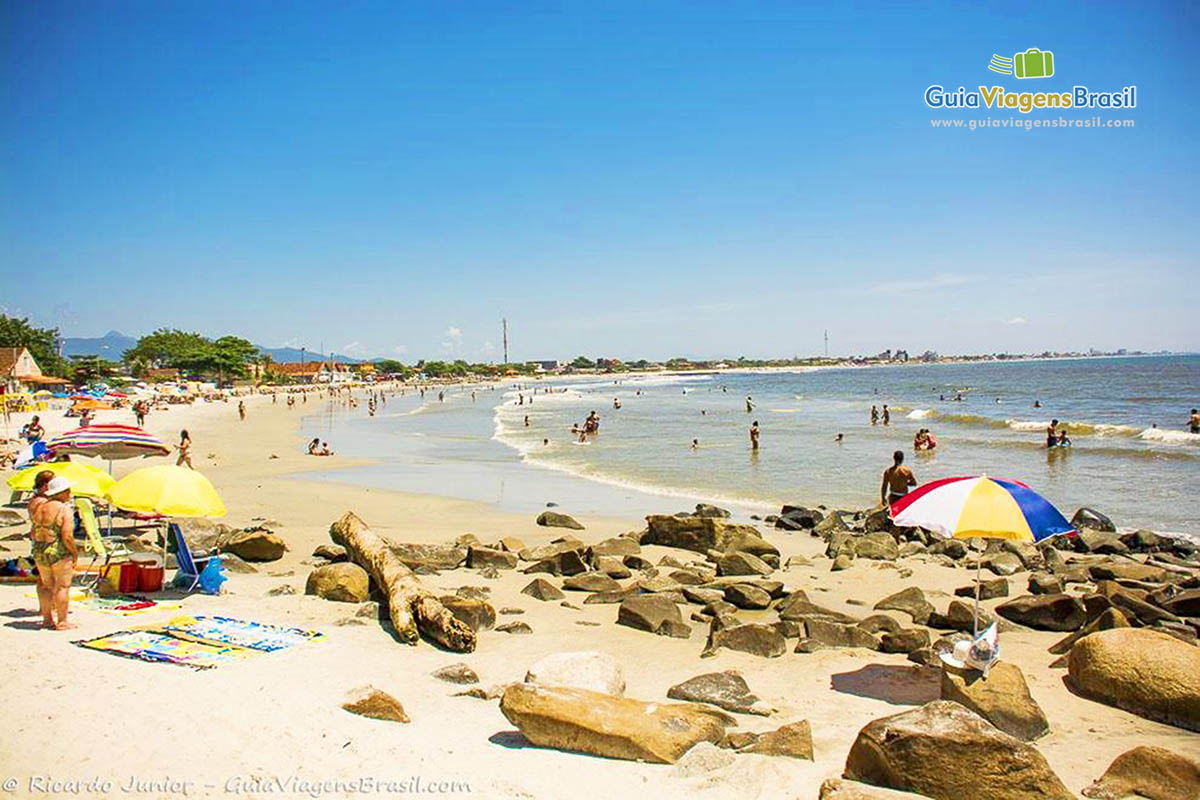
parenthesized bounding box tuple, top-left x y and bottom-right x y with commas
(870, 405, 891, 425)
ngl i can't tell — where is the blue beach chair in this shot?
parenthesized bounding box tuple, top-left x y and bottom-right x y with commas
(168, 522, 223, 593)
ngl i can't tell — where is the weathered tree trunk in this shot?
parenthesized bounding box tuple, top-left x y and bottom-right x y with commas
(330, 511, 476, 652)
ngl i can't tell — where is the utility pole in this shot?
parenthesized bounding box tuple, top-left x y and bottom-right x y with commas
(502, 318, 508, 365)
(824, 330, 829, 358)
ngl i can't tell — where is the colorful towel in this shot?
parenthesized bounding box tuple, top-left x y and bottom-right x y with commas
(75, 629, 252, 670)
(26, 590, 181, 615)
(161, 615, 324, 652)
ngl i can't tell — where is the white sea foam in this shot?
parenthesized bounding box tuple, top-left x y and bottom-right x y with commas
(1139, 427, 1200, 445)
(907, 409, 934, 419)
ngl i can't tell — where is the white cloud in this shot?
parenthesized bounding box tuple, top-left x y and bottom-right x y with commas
(869, 273, 977, 295)
(1003, 316, 1028, 325)
(342, 341, 366, 356)
(279, 338, 302, 349)
(441, 326, 464, 356)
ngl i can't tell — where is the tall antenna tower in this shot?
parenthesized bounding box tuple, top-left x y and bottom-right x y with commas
(824, 329, 829, 358)
(502, 318, 508, 365)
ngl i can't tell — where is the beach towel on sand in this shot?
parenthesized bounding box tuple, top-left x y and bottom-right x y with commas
(75, 629, 252, 670)
(161, 615, 324, 652)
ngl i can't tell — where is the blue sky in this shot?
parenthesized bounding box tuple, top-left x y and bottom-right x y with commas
(2, 1, 1197, 361)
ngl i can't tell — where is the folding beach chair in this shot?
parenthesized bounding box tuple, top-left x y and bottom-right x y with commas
(167, 522, 217, 593)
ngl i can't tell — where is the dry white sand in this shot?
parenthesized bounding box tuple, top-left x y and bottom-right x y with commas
(0, 392, 1195, 799)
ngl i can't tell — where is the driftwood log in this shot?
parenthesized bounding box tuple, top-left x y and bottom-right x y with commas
(330, 511, 476, 652)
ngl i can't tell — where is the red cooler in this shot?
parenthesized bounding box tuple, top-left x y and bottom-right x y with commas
(130, 554, 165, 593)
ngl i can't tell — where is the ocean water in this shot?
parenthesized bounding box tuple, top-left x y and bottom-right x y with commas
(307, 355, 1199, 536)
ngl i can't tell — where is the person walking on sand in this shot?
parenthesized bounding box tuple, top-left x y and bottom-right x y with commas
(30, 476, 78, 630)
(882, 405, 890, 425)
(238, 400, 246, 421)
(749, 420, 760, 450)
(870, 406, 879, 425)
(176, 430, 193, 469)
(25, 415, 45, 443)
(134, 401, 147, 426)
(881, 450, 916, 508)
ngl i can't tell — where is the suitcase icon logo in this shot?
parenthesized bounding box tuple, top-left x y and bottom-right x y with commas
(988, 48, 1055, 79)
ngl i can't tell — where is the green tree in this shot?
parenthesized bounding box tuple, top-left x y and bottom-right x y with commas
(0, 314, 66, 376)
(70, 355, 118, 385)
(124, 329, 212, 367)
(570, 355, 595, 369)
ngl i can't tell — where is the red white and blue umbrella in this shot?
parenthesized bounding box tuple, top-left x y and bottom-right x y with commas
(890, 475, 1074, 639)
(890, 475, 1075, 542)
(47, 424, 171, 461)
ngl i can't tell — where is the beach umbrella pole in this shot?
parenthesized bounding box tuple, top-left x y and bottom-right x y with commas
(973, 548, 982, 637)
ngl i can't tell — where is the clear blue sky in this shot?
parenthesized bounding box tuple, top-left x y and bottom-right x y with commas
(2, 1, 1197, 361)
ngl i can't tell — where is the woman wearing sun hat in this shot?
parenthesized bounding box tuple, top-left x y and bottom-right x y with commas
(29, 476, 78, 630)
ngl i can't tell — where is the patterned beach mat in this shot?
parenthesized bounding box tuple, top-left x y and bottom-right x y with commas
(75, 629, 253, 671)
(161, 615, 325, 652)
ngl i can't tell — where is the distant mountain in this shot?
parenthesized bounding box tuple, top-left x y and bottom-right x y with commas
(62, 332, 361, 364)
(62, 330, 138, 359)
(255, 347, 361, 364)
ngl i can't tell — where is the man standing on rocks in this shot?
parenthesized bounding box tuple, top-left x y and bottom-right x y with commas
(881, 450, 915, 507)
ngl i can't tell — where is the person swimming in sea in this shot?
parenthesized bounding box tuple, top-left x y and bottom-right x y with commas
(1057, 427, 1071, 447)
(749, 421, 760, 450)
(870, 405, 879, 425)
(1190, 408, 1200, 434)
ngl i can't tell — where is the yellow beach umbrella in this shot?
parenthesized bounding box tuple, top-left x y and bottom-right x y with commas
(6, 461, 117, 498)
(105, 465, 226, 518)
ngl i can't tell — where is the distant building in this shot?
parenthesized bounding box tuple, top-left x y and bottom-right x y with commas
(271, 361, 353, 384)
(0, 347, 68, 393)
(533, 360, 561, 373)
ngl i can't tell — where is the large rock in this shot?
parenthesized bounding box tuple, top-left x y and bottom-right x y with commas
(995, 594, 1085, 631)
(562, 572, 621, 593)
(854, 533, 900, 561)
(703, 622, 788, 659)
(1047, 607, 1130, 655)
(467, 546, 518, 570)
(617, 595, 690, 638)
(780, 596, 861, 625)
(536, 511, 584, 530)
(342, 686, 409, 723)
(223, 529, 287, 562)
(305, 562, 370, 602)
(940, 662, 1049, 740)
(1067, 628, 1200, 731)
(500, 683, 729, 764)
(388, 542, 467, 571)
(522, 549, 588, 577)
(724, 583, 772, 609)
(588, 537, 641, 559)
(954, 578, 1009, 601)
(982, 552, 1023, 576)
(796, 619, 879, 652)
(1082, 745, 1200, 800)
(843, 700, 1072, 799)
(739, 720, 813, 759)
(1161, 589, 1200, 617)
(874, 587, 934, 625)
(717, 551, 774, 577)
(525, 651, 625, 696)
(438, 597, 496, 632)
(521, 577, 565, 601)
(667, 670, 773, 715)
(644, 515, 778, 558)
(1072, 507, 1116, 532)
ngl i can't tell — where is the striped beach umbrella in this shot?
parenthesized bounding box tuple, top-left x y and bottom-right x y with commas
(890, 475, 1074, 542)
(890, 475, 1074, 636)
(46, 424, 171, 461)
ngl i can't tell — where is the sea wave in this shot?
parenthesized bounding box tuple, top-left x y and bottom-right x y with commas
(906, 409, 934, 420)
(919, 410, 1191, 443)
(1139, 427, 1200, 445)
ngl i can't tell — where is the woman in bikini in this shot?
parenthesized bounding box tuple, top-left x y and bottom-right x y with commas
(177, 429, 193, 468)
(30, 476, 78, 630)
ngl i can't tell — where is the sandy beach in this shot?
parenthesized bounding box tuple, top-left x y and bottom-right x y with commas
(0, 390, 1195, 800)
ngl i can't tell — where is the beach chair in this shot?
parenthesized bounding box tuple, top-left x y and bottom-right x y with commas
(168, 522, 216, 593)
